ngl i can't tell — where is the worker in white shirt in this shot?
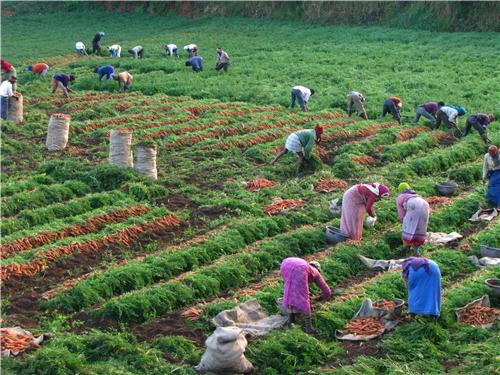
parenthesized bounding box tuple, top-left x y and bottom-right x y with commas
(215, 47, 231, 73)
(347, 91, 368, 120)
(434, 105, 459, 131)
(75, 42, 88, 56)
(290, 86, 315, 112)
(164, 44, 179, 58)
(184, 44, 198, 57)
(109, 44, 122, 58)
(0, 76, 18, 120)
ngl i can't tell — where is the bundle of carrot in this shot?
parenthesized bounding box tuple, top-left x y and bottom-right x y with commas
(458, 305, 499, 326)
(246, 178, 276, 192)
(372, 300, 397, 309)
(181, 307, 203, 321)
(353, 155, 375, 165)
(51, 113, 71, 119)
(314, 178, 348, 192)
(426, 196, 453, 210)
(0, 328, 39, 354)
(345, 317, 385, 336)
(264, 198, 303, 215)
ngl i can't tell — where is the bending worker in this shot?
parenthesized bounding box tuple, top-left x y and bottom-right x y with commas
(483, 145, 500, 210)
(184, 43, 198, 57)
(129, 45, 144, 59)
(51, 73, 75, 98)
(347, 90, 368, 120)
(396, 183, 430, 256)
(270, 125, 323, 176)
(463, 113, 495, 143)
(75, 41, 88, 55)
(92, 32, 105, 54)
(113, 71, 133, 92)
(434, 105, 459, 131)
(1, 58, 17, 91)
(414, 101, 444, 127)
(109, 44, 122, 58)
(381, 96, 402, 124)
(95, 65, 115, 81)
(340, 183, 390, 241)
(280, 257, 331, 334)
(402, 257, 441, 318)
(28, 63, 50, 77)
(215, 47, 231, 73)
(290, 85, 315, 112)
(0, 76, 18, 120)
(165, 43, 179, 58)
(186, 55, 203, 72)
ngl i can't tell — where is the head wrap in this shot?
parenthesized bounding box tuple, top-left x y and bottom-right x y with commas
(309, 261, 321, 271)
(488, 114, 495, 122)
(398, 182, 411, 194)
(488, 145, 499, 157)
(378, 184, 390, 198)
(314, 125, 323, 135)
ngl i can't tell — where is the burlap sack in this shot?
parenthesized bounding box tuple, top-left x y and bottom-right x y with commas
(109, 129, 133, 167)
(46, 113, 70, 151)
(7, 94, 23, 124)
(195, 326, 254, 374)
(134, 145, 157, 179)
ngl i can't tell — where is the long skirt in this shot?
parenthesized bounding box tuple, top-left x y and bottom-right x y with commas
(408, 260, 441, 316)
(487, 169, 500, 207)
(402, 197, 429, 246)
(340, 185, 366, 240)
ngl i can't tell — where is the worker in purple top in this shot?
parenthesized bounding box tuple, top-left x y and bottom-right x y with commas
(463, 113, 495, 143)
(414, 101, 444, 126)
(94, 65, 115, 81)
(51, 73, 75, 98)
(185, 56, 203, 72)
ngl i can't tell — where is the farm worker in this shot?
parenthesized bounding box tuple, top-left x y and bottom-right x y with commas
(186, 56, 203, 72)
(381, 96, 402, 124)
(280, 257, 331, 333)
(95, 65, 115, 81)
(396, 182, 430, 256)
(270, 125, 323, 176)
(347, 91, 368, 120)
(129, 45, 144, 59)
(215, 47, 231, 73)
(108, 44, 122, 58)
(51, 73, 75, 98)
(414, 101, 444, 126)
(27, 63, 50, 77)
(184, 43, 198, 57)
(113, 71, 134, 92)
(463, 113, 495, 143)
(1, 58, 17, 91)
(165, 43, 179, 58)
(402, 257, 441, 317)
(75, 41, 88, 56)
(92, 32, 105, 54)
(290, 86, 315, 112)
(434, 105, 460, 131)
(340, 183, 390, 241)
(483, 145, 500, 210)
(0, 76, 18, 120)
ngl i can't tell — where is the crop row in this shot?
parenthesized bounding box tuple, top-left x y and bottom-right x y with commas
(0, 205, 149, 259)
(1, 213, 181, 281)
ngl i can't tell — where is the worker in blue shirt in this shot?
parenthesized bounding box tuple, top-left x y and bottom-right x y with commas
(94, 65, 115, 80)
(185, 56, 203, 72)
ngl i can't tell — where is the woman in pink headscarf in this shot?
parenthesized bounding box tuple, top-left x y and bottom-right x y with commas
(280, 257, 331, 333)
(340, 183, 390, 240)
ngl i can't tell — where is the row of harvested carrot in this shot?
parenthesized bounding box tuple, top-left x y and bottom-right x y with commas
(1, 205, 149, 259)
(458, 305, 499, 326)
(0, 215, 181, 281)
(264, 198, 303, 215)
(0, 329, 38, 353)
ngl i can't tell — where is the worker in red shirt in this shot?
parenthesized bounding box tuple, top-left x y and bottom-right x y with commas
(1, 58, 17, 91)
(28, 63, 50, 77)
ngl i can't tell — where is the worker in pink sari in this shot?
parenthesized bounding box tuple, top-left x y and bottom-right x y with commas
(396, 183, 429, 256)
(340, 183, 390, 240)
(280, 257, 331, 333)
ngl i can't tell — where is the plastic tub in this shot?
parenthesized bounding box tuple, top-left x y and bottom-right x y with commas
(436, 182, 457, 196)
(480, 245, 500, 258)
(325, 227, 349, 245)
(485, 279, 500, 298)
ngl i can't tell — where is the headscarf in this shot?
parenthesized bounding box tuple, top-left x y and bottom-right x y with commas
(315, 125, 323, 144)
(309, 261, 321, 271)
(489, 145, 500, 166)
(397, 182, 411, 194)
(488, 114, 495, 122)
(378, 184, 390, 198)
(402, 257, 430, 282)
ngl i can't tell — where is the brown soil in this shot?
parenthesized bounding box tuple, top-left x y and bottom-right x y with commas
(156, 194, 197, 211)
(441, 359, 461, 372)
(340, 340, 384, 364)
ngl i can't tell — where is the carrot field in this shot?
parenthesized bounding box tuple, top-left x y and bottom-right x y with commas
(1, 6, 500, 375)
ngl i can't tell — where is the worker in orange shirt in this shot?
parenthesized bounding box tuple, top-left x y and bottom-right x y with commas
(28, 63, 50, 77)
(381, 96, 403, 124)
(113, 71, 134, 92)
